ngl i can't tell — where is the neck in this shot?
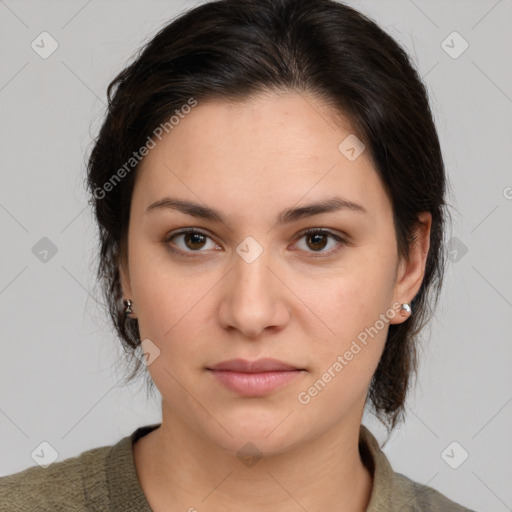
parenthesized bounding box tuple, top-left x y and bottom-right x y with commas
(134, 406, 373, 512)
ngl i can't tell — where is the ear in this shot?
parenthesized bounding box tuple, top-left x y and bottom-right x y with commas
(389, 212, 432, 325)
(119, 257, 137, 318)
(118, 243, 133, 303)
(119, 260, 132, 298)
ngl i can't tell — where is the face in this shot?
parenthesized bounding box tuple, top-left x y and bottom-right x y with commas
(120, 90, 430, 455)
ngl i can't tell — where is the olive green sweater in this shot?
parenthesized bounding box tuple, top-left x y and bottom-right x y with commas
(0, 424, 476, 511)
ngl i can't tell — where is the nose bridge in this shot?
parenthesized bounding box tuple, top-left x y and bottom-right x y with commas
(219, 235, 288, 337)
(232, 235, 274, 301)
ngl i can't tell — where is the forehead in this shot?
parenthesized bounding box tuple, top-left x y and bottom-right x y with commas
(141, 91, 360, 168)
(133, 91, 389, 220)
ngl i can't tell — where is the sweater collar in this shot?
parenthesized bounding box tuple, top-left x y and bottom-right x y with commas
(108, 423, 159, 511)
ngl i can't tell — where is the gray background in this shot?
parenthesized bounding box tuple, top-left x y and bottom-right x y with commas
(1, 1, 511, 510)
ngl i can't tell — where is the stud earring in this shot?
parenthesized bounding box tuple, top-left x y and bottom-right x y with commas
(400, 303, 412, 317)
(123, 299, 133, 316)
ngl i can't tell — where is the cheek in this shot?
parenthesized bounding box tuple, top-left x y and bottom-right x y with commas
(296, 276, 393, 415)
(133, 281, 205, 356)
(127, 239, 193, 332)
(302, 251, 396, 374)
(320, 253, 395, 328)
(129, 255, 215, 373)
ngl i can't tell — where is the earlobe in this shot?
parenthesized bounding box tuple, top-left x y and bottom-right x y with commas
(389, 212, 432, 325)
(119, 266, 136, 319)
(118, 241, 137, 318)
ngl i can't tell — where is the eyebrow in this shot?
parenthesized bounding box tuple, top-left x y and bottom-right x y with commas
(145, 196, 367, 225)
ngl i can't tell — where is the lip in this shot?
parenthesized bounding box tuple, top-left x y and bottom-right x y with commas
(209, 358, 301, 373)
(207, 358, 305, 397)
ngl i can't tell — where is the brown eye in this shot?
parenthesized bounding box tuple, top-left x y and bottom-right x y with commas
(183, 232, 207, 250)
(164, 229, 219, 255)
(306, 232, 329, 251)
(295, 229, 345, 255)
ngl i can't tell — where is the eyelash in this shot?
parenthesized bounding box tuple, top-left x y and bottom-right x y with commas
(163, 227, 346, 258)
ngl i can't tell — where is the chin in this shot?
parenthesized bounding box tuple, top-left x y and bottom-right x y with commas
(201, 408, 305, 457)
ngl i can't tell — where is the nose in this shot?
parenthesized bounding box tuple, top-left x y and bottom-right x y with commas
(217, 245, 290, 339)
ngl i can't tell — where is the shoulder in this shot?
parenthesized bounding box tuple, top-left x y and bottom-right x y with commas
(359, 424, 477, 512)
(391, 471, 478, 512)
(0, 443, 112, 512)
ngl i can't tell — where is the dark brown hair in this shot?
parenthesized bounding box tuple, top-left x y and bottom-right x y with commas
(86, 0, 447, 433)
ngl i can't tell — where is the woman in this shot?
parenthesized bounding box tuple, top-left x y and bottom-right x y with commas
(0, 0, 476, 510)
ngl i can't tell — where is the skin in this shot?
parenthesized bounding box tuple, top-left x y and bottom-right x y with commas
(120, 90, 431, 512)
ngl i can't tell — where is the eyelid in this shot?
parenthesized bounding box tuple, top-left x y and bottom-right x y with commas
(164, 227, 212, 241)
